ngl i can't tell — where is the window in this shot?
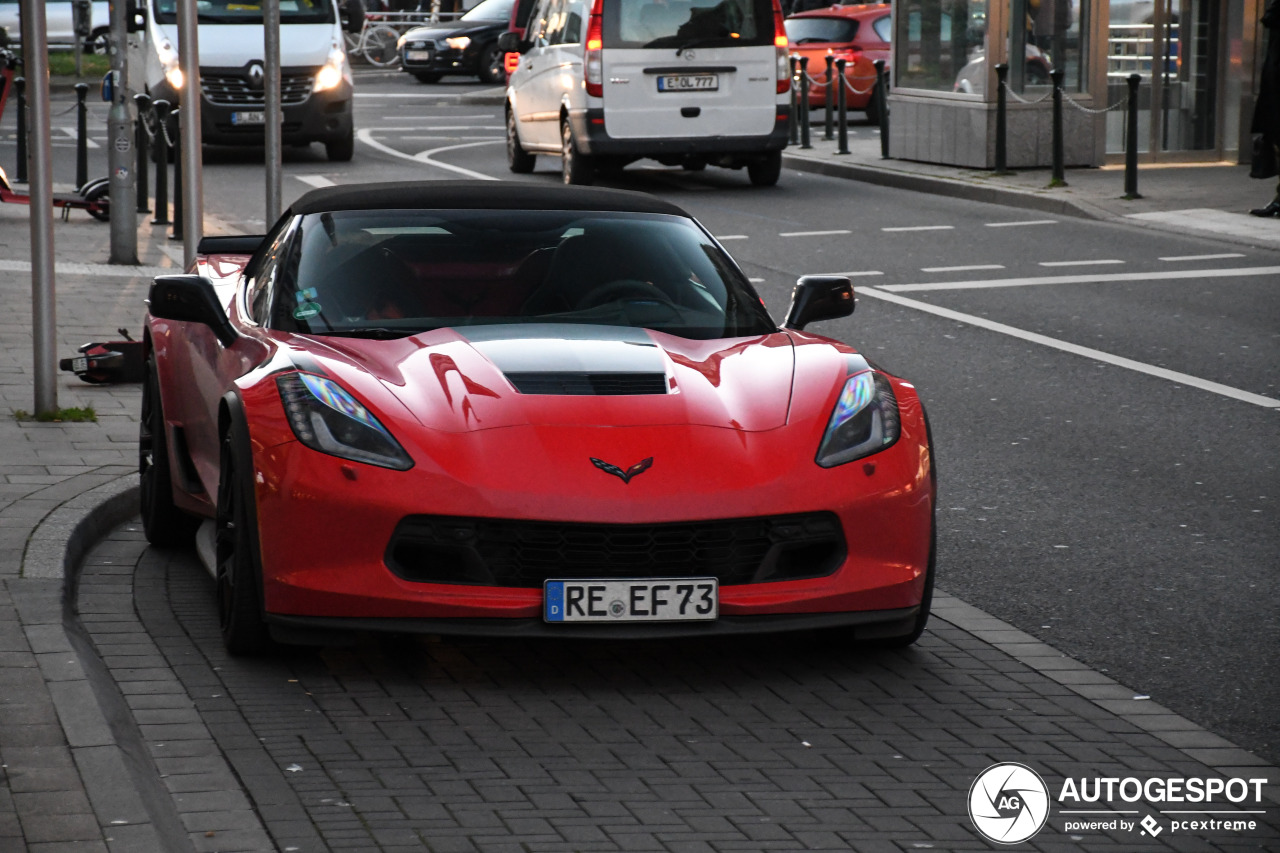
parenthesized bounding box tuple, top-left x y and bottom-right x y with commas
(606, 0, 773, 50)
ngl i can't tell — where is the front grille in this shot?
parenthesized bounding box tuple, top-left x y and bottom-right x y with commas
(202, 72, 315, 106)
(506, 372, 669, 396)
(386, 513, 846, 588)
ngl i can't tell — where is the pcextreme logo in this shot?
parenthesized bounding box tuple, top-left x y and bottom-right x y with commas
(968, 763, 1271, 845)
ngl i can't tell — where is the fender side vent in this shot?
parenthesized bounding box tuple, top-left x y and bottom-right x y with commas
(506, 372, 668, 395)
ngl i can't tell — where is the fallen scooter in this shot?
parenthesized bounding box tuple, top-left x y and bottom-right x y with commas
(59, 329, 145, 384)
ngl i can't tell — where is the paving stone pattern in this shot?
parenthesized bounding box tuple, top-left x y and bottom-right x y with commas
(74, 524, 1280, 853)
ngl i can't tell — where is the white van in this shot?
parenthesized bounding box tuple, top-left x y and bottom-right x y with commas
(500, 0, 791, 185)
(133, 0, 355, 160)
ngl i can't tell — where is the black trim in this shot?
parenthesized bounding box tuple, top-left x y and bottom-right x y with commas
(198, 235, 265, 255)
(288, 181, 689, 217)
(642, 65, 737, 74)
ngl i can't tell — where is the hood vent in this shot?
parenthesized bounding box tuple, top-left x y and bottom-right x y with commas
(507, 372, 669, 396)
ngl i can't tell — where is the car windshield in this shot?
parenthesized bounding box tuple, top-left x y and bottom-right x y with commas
(605, 0, 773, 49)
(461, 0, 515, 22)
(272, 209, 777, 341)
(784, 17, 858, 44)
(153, 0, 334, 25)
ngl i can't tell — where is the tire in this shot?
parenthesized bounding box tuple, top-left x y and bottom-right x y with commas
(866, 528, 935, 648)
(139, 357, 199, 548)
(215, 419, 271, 655)
(87, 27, 110, 55)
(561, 118, 594, 186)
(413, 72, 443, 84)
(363, 24, 401, 67)
(83, 182, 110, 221)
(477, 42, 504, 85)
(746, 150, 781, 187)
(325, 128, 355, 162)
(506, 107, 536, 174)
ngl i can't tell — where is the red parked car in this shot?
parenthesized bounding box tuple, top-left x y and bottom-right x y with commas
(141, 182, 936, 654)
(784, 3, 890, 120)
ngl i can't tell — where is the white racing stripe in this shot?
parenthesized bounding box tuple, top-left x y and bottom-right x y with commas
(859, 286, 1280, 409)
(880, 265, 1280, 293)
(356, 129, 500, 181)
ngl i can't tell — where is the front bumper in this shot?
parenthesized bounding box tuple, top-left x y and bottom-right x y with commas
(150, 72, 353, 146)
(400, 42, 478, 76)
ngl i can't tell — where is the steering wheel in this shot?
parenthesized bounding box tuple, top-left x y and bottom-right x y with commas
(577, 279, 678, 310)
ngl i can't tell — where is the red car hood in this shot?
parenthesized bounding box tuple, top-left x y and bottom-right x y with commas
(293, 324, 798, 434)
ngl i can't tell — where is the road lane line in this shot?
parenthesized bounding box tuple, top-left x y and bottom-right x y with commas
(1040, 259, 1125, 267)
(921, 264, 1006, 273)
(356, 129, 500, 181)
(716, 235, 749, 240)
(815, 270, 884, 277)
(879, 265, 1280, 292)
(294, 175, 336, 188)
(1159, 253, 1246, 262)
(779, 229, 851, 237)
(858, 286, 1280, 409)
(985, 219, 1058, 227)
(882, 225, 955, 232)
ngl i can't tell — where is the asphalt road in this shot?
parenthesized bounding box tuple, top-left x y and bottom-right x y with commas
(22, 68, 1280, 765)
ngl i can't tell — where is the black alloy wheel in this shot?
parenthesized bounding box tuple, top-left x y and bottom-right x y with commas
(478, 42, 505, 84)
(214, 425, 270, 655)
(139, 356, 198, 547)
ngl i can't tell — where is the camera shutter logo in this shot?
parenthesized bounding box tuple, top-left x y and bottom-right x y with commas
(968, 763, 1051, 844)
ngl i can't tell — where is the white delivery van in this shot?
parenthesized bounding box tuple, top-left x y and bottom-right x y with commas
(500, 0, 791, 185)
(134, 0, 355, 160)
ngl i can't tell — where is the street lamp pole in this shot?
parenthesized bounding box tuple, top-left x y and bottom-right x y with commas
(108, 0, 139, 264)
(22, 0, 58, 415)
(264, 0, 282, 223)
(177, 0, 203, 266)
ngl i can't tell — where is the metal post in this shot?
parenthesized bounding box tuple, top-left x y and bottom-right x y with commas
(177, 0, 204, 265)
(75, 82, 89, 190)
(835, 58, 848, 155)
(798, 56, 811, 149)
(135, 93, 151, 213)
(1050, 68, 1065, 186)
(171, 110, 183, 241)
(1124, 74, 1142, 199)
(264, 0, 283, 223)
(823, 54, 834, 141)
(788, 55, 799, 146)
(152, 100, 171, 225)
(994, 63, 1008, 174)
(22, 1, 57, 415)
(15, 76, 26, 183)
(108, 0, 138, 263)
(874, 58, 889, 159)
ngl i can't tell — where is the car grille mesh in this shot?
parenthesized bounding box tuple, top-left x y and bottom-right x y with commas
(202, 72, 314, 106)
(386, 513, 846, 588)
(506, 372, 669, 395)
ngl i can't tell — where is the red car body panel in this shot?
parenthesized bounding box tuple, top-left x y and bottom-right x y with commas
(786, 4, 890, 111)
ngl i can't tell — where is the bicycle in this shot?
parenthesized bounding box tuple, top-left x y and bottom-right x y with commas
(346, 17, 404, 67)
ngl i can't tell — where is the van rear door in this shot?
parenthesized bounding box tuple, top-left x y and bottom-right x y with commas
(599, 0, 780, 139)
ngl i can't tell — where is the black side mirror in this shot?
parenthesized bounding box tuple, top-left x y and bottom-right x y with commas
(782, 275, 854, 330)
(496, 30, 525, 54)
(126, 0, 147, 33)
(148, 275, 238, 347)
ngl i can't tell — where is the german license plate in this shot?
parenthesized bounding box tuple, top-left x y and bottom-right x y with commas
(544, 578, 718, 623)
(231, 111, 265, 126)
(71, 356, 88, 372)
(405, 49, 433, 61)
(657, 73, 718, 92)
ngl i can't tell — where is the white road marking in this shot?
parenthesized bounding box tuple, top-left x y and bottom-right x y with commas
(716, 235, 749, 240)
(859, 286, 1280, 409)
(397, 135, 505, 141)
(356, 129, 500, 181)
(779, 229, 851, 237)
(1039, 259, 1125, 267)
(355, 92, 465, 98)
(822, 270, 884, 277)
(362, 125, 504, 131)
(294, 174, 336, 188)
(882, 225, 954, 232)
(1159, 253, 1246, 262)
(985, 219, 1058, 227)
(380, 115, 495, 120)
(748, 277, 765, 282)
(0, 259, 172, 277)
(56, 126, 99, 148)
(921, 264, 1006, 273)
(879, 266, 1280, 293)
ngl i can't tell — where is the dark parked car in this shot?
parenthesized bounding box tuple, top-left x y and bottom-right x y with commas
(398, 0, 514, 84)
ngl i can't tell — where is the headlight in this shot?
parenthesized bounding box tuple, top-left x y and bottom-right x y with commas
(445, 35, 471, 50)
(276, 373, 413, 470)
(815, 371, 900, 468)
(313, 44, 351, 92)
(158, 39, 184, 89)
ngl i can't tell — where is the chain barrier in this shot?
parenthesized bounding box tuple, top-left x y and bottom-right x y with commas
(793, 69, 875, 98)
(999, 79, 1053, 105)
(999, 79, 1130, 114)
(139, 108, 158, 141)
(159, 109, 179, 148)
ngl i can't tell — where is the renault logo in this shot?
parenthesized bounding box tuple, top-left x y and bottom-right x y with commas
(247, 62, 264, 89)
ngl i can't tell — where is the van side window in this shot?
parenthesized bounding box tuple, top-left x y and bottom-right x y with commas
(528, 0, 553, 45)
(560, 0, 584, 43)
(543, 0, 568, 44)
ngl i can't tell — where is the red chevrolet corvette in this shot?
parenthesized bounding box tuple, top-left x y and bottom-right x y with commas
(142, 182, 935, 654)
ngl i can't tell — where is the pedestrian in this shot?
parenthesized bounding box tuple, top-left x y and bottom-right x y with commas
(1250, 0, 1280, 216)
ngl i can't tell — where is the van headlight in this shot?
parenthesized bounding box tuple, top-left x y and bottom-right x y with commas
(815, 371, 900, 468)
(158, 39, 184, 90)
(313, 44, 351, 92)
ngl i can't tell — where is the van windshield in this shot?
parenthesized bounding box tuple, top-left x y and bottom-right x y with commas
(153, 0, 335, 26)
(604, 0, 774, 50)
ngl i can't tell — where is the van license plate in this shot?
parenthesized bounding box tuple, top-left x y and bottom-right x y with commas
(231, 111, 265, 126)
(544, 579, 718, 623)
(657, 74, 718, 92)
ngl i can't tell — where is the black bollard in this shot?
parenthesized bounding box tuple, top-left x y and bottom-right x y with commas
(151, 99, 171, 226)
(1124, 74, 1142, 199)
(170, 110, 183, 241)
(874, 58, 889, 159)
(835, 58, 849, 155)
(823, 55, 834, 141)
(798, 56, 811, 149)
(994, 63, 1008, 174)
(15, 76, 26, 183)
(75, 82, 89, 190)
(134, 93, 151, 213)
(1050, 69, 1065, 186)
(789, 55, 800, 146)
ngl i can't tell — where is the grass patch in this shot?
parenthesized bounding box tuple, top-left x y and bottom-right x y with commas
(13, 406, 98, 423)
(9, 48, 111, 79)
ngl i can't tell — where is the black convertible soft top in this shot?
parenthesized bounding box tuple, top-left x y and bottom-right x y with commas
(288, 181, 688, 217)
